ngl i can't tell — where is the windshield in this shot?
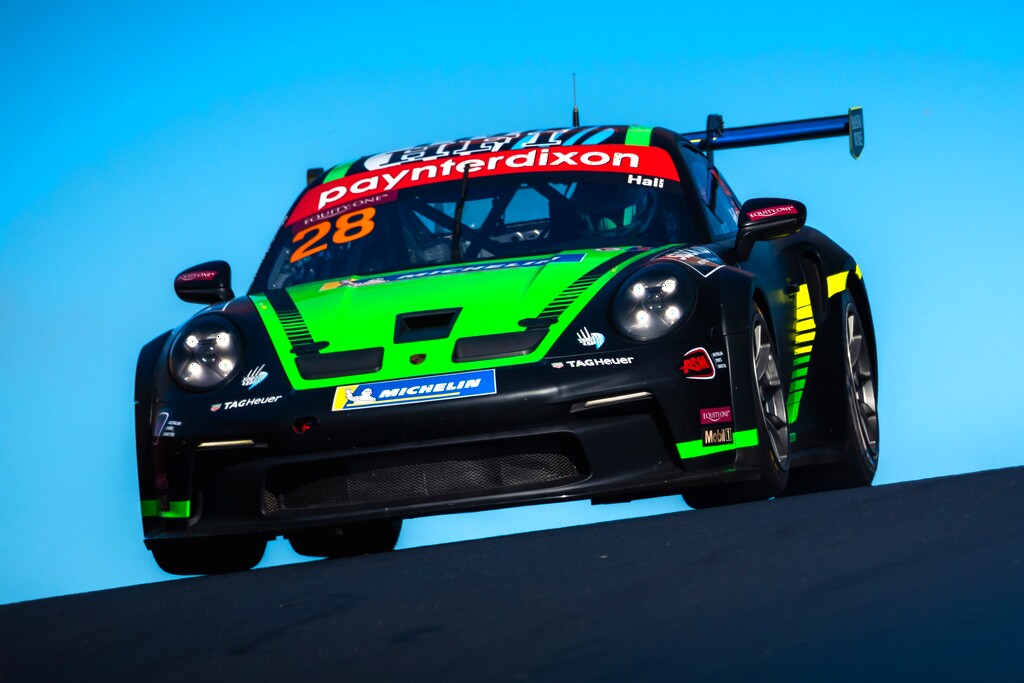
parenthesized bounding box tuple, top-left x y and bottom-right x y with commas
(254, 170, 698, 292)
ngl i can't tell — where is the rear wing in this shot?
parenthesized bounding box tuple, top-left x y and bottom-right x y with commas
(683, 107, 864, 161)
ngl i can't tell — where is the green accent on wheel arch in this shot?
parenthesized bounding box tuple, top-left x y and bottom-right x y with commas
(140, 500, 191, 518)
(624, 126, 653, 146)
(676, 429, 758, 459)
(323, 160, 355, 183)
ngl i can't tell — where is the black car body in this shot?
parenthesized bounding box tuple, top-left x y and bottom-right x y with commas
(135, 110, 879, 574)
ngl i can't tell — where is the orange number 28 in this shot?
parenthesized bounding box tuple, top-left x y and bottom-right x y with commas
(290, 208, 377, 263)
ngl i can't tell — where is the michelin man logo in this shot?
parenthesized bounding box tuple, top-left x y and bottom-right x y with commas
(345, 387, 377, 405)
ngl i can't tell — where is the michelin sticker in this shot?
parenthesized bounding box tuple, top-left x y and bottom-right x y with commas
(332, 369, 496, 411)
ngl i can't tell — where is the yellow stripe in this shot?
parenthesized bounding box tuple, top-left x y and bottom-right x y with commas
(827, 271, 849, 298)
(855, 264, 862, 279)
(796, 331, 816, 344)
(795, 284, 810, 308)
(796, 318, 816, 332)
(795, 345, 813, 355)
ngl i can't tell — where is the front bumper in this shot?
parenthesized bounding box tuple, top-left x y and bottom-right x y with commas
(138, 334, 761, 542)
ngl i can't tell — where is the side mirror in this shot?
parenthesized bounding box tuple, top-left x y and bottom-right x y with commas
(174, 261, 234, 304)
(734, 198, 806, 260)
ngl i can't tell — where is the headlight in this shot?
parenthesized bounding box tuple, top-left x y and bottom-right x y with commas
(169, 315, 243, 390)
(612, 265, 695, 341)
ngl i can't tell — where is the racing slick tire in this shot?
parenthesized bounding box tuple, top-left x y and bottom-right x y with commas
(784, 295, 879, 494)
(287, 519, 403, 559)
(682, 305, 790, 509)
(149, 535, 267, 576)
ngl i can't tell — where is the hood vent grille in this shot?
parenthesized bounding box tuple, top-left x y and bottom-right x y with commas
(453, 329, 547, 362)
(394, 308, 461, 343)
(295, 347, 384, 380)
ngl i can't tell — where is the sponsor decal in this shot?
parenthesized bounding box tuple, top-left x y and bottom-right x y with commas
(363, 127, 621, 170)
(747, 204, 798, 221)
(576, 327, 606, 349)
(657, 246, 724, 278)
(241, 364, 269, 390)
(700, 405, 733, 421)
(680, 347, 715, 379)
(151, 412, 181, 444)
(288, 144, 679, 224)
(332, 369, 496, 411)
(210, 395, 282, 412)
(700, 406, 732, 425)
(318, 253, 585, 292)
(552, 356, 635, 369)
(703, 427, 734, 446)
(711, 350, 727, 370)
(176, 271, 217, 283)
(292, 191, 397, 232)
(627, 174, 664, 188)
(152, 412, 170, 438)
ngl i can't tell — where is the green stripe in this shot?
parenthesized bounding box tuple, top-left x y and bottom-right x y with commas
(793, 355, 810, 366)
(790, 378, 806, 391)
(140, 500, 191, 518)
(792, 366, 808, 378)
(676, 428, 758, 459)
(324, 160, 355, 183)
(624, 126, 653, 146)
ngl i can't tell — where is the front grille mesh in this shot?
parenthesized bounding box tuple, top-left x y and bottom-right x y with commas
(264, 436, 583, 512)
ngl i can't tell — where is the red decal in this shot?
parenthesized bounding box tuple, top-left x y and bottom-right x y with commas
(680, 347, 715, 380)
(747, 205, 798, 222)
(288, 145, 680, 227)
(176, 270, 217, 283)
(700, 406, 732, 424)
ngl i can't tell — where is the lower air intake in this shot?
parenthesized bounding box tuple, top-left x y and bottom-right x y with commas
(265, 435, 584, 511)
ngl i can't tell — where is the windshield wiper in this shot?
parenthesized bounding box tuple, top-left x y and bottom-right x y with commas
(450, 165, 471, 263)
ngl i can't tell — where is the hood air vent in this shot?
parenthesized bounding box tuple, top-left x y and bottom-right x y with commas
(296, 347, 384, 380)
(453, 329, 547, 362)
(394, 308, 461, 343)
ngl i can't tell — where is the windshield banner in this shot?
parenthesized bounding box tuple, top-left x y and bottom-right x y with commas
(287, 144, 680, 227)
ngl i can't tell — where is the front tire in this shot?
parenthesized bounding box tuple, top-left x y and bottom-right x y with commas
(683, 306, 789, 509)
(149, 535, 267, 576)
(288, 519, 403, 559)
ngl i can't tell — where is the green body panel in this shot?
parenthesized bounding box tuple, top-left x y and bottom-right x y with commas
(624, 126, 654, 146)
(676, 428, 758, 459)
(323, 160, 354, 183)
(140, 500, 191, 518)
(252, 248, 656, 390)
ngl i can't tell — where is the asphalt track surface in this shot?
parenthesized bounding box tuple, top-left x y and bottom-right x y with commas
(3, 467, 1024, 682)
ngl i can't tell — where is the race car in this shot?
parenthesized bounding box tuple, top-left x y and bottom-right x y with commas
(135, 109, 878, 575)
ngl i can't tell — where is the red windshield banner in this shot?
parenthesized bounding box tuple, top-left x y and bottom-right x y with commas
(287, 144, 680, 227)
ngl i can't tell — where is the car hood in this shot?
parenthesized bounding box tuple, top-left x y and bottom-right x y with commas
(250, 248, 651, 389)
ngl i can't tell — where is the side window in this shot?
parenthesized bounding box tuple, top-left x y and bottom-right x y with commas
(680, 145, 740, 239)
(709, 168, 740, 236)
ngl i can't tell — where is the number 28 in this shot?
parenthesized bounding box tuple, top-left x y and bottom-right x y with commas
(290, 208, 376, 263)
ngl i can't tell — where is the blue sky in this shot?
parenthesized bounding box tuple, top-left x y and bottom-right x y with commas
(1, 1, 1021, 604)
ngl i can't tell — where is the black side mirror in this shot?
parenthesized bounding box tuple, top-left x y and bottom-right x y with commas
(174, 261, 234, 304)
(734, 198, 806, 260)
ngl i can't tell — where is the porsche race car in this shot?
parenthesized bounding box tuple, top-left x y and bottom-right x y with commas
(135, 109, 879, 574)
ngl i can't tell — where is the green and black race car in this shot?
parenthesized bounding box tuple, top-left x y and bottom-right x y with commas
(135, 109, 878, 575)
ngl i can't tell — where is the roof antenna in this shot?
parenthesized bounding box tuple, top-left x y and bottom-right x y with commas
(572, 73, 580, 127)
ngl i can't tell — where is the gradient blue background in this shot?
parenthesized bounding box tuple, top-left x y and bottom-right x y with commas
(2, 1, 1021, 605)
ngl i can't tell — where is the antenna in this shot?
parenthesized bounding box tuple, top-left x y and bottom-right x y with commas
(572, 73, 580, 127)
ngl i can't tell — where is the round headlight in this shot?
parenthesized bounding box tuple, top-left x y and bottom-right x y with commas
(612, 265, 695, 341)
(169, 315, 243, 390)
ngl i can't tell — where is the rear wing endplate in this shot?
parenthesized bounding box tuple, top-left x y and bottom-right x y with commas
(684, 107, 864, 160)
